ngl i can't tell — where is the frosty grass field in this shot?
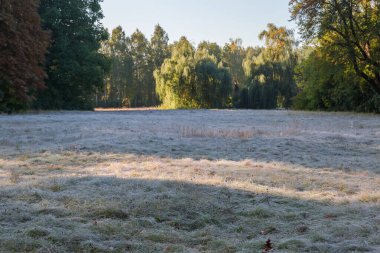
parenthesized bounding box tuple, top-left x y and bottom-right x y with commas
(0, 109, 379, 252)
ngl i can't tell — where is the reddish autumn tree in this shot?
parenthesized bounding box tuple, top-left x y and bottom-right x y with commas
(0, 0, 50, 112)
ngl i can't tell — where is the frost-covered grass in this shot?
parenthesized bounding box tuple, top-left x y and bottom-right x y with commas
(0, 110, 379, 252)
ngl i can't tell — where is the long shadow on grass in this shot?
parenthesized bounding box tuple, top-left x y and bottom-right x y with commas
(0, 176, 379, 253)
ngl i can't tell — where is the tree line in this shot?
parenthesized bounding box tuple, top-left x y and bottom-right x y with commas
(0, 0, 379, 113)
(1, 0, 107, 112)
(99, 24, 298, 109)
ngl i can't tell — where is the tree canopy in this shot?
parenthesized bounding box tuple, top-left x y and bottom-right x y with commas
(36, 0, 109, 110)
(154, 37, 232, 109)
(1, 1, 379, 112)
(290, 0, 380, 95)
(235, 24, 297, 109)
(0, 0, 50, 112)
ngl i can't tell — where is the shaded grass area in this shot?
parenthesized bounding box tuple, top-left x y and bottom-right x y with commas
(0, 110, 379, 252)
(0, 152, 379, 252)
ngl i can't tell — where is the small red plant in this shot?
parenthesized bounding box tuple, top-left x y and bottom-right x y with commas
(262, 239, 273, 252)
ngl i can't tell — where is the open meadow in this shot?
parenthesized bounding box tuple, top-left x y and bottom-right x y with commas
(0, 110, 379, 253)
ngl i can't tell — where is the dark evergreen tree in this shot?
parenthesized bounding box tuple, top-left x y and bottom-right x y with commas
(150, 25, 170, 70)
(150, 25, 170, 105)
(98, 26, 133, 107)
(36, 0, 109, 110)
(128, 29, 152, 107)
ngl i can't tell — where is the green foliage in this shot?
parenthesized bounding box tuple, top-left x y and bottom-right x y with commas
(129, 29, 154, 107)
(293, 48, 380, 112)
(290, 0, 380, 112)
(99, 25, 297, 110)
(222, 39, 246, 87)
(153, 24, 298, 110)
(194, 59, 232, 108)
(155, 37, 232, 109)
(97, 25, 169, 108)
(3, 0, 377, 113)
(151, 24, 170, 70)
(242, 47, 262, 78)
(98, 26, 133, 107)
(236, 24, 297, 109)
(290, 0, 380, 95)
(148, 25, 170, 105)
(36, 0, 109, 110)
(154, 37, 197, 109)
(197, 41, 223, 64)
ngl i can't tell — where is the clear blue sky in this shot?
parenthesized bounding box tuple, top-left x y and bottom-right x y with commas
(100, 0, 298, 47)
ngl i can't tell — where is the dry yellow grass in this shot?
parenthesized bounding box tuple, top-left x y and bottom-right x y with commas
(0, 110, 379, 252)
(95, 107, 161, 112)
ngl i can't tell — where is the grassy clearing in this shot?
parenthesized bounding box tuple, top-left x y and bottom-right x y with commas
(0, 110, 379, 252)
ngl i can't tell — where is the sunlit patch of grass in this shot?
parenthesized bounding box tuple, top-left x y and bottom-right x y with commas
(358, 192, 380, 203)
(177, 125, 265, 139)
(0, 110, 379, 252)
(9, 170, 21, 183)
(1, 151, 379, 252)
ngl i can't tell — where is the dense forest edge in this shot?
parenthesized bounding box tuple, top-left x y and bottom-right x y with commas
(0, 0, 379, 113)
